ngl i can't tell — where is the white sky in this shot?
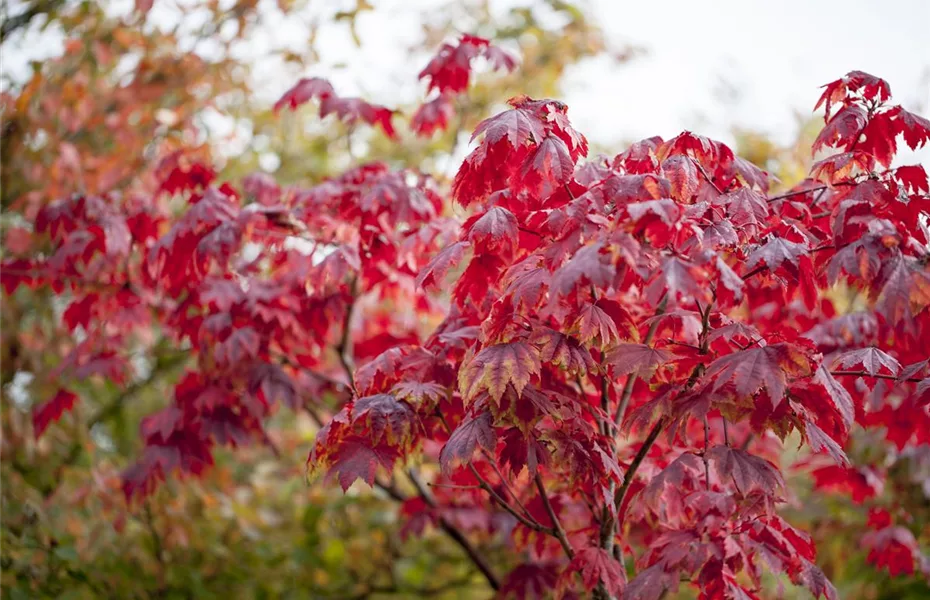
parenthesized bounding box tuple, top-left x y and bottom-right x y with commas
(574, 0, 930, 149)
(3, 0, 929, 163)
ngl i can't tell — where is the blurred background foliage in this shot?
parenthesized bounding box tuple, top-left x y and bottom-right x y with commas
(1, 1, 927, 599)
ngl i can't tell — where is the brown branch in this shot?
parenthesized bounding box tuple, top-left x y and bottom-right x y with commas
(765, 184, 828, 203)
(435, 518, 500, 591)
(482, 450, 533, 519)
(467, 463, 551, 533)
(808, 182, 833, 209)
(613, 419, 665, 514)
(436, 412, 542, 530)
(601, 293, 670, 583)
(534, 473, 575, 560)
(275, 354, 346, 390)
(663, 339, 701, 351)
(336, 278, 359, 394)
(260, 429, 282, 459)
(599, 374, 611, 437)
(428, 482, 481, 490)
(764, 180, 859, 204)
(702, 416, 711, 490)
(518, 225, 545, 238)
(597, 418, 666, 598)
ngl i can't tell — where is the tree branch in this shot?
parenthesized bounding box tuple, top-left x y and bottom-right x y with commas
(534, 473, 574, 560)
(764, 180, 859, 204)
(467, 463, 551, 533)
(613, 419, 665, 514)
(0, 0, 66, 43)
(692, 158, 723, 195)
(831, 370, 923, 383)
(408, 468, 501, 590)
(702, 416, 711, 490)
(614, 295, 668, 425)
(435, 412, 544, 531)
(336, 279, 359, 394)
(482, 450, 533, 519)
(302, 395, 501, 590)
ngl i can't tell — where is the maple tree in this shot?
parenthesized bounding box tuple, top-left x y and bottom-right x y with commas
(3, 5, 930, 597)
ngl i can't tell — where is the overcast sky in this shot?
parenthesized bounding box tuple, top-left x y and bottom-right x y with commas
(575, 0, 930, 150)
(4, 0, 929, 162)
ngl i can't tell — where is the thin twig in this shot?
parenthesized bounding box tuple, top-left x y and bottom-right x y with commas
(336, 278, 358, 394)
(692, 158, 723, 195)
(438, 413, 541, 528)
(428, 482, 481, 490)
(534, 473, 575, 560)
(765, 180, 858, 203)
(467, 463, 551, 533)
(614, 295, 668, 425)
(599, 373, 611, 437)
(702, 416, 711, 490)
(407, 468, 501, 590)
(482, 450, 533, 519)
(302, 345, 498, 591)
(742, 243, 835, 280)
(831, 370, 922, 383)
(613, 420, 665, 514)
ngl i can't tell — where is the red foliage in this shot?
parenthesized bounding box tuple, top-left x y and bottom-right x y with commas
(412, 34, 517, 138)
(6, 55, 930, 598)
(33, 389, 80, 438)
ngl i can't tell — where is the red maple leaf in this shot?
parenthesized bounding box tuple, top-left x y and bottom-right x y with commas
(410, 94, 455, 137)
(563, 547, 625, 597)
(439, 410, 496, 473)
(458, 342, 541, 403)
(33, 389, 80, 438)
(273, 77, 335, 112)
